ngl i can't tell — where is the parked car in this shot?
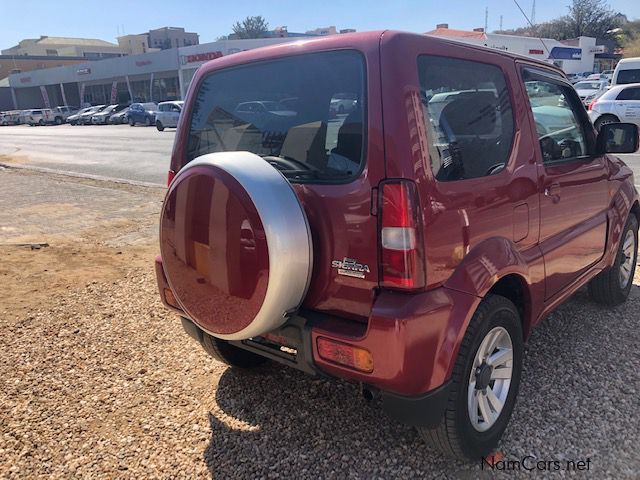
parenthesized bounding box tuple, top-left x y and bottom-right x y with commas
(155, 101, 183, 131)
(78, 105, 106, 125)
(52, 106, 78, 125)
(91, 104, 128, 125)
(601, 69, 615, 81)
(109, 107, 130, 124)
(611, 57, 640, 86)
(588, 82, 640, 129)
(26, 109, 55, 126)
(573, 79, 609, 106)
(155, 31, 639, 461)
(128, 102, 158, 126)
(0, 110, 21, 125)
(67, 107, 93, 125)
(329, 93, 358, 116)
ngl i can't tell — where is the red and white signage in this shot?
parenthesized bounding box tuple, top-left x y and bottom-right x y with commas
(181, 51, 223, 65)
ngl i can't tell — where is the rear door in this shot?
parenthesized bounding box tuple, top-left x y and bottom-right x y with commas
(178, 46, 386, 321)
(521, 67, 608, 299)
(613, 86, 640, 127)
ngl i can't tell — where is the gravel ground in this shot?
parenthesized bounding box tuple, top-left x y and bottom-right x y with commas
(1, 168, 639, 478)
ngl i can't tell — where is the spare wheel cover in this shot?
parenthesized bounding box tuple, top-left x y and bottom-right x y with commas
(160, 152, 312, 340)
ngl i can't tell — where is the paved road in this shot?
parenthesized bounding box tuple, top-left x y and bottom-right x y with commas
(0, 124, 175, 185)
(0, 124, 639, 188)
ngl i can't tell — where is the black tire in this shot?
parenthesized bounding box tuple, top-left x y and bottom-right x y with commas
(38, 119, 45, 126)
(588, 214, 638, 306)
(156, 120, 164, 131)
(419, 295, 523, 459)
(594, 114, 619, 131)
(201, 333, 268, 369)
(129, 118, 135, 126)
(54, 117, 62, 125)
(144, 116, 151, 127)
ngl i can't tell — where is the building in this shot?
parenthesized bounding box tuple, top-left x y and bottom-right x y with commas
(425, 25, 598, 74)
(1, 36, 127, 59)
(147, 27, 199, 50)
(0, 54, 86, 80)
(117, 34, 159, 55)
(3, 37, 296, 110)
(305, 26, 338, 36)
(230, 26, 356, 40)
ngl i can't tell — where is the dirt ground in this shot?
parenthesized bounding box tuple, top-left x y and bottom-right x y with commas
(1, 166, 639, 479)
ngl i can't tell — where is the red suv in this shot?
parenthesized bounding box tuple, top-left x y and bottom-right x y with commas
(156, 31, 639, 459)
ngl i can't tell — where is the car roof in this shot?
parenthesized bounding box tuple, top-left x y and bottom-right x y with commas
(195, 30, 564, 79)
(599, 83, 640, 99)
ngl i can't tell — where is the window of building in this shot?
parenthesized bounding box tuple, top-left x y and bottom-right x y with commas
(46, 49, 58, 56)
(417, 55, 515, 181)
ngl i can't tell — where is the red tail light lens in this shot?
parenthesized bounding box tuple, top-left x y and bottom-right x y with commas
(379, 180, 425, 290)
(588, 99, 597, 111)
(167, 170, 176, 186)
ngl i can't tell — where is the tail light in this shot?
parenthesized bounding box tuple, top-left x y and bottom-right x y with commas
(316, 337, 374, 373)
(378, 180, 426, 290)
(167, 170, 176, 186)
(588, 98, 598, 111)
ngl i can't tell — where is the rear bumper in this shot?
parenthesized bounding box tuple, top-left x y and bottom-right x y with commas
(155, 256, 477, 428)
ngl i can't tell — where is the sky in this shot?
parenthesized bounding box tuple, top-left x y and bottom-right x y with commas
(1, 0, 639, 50)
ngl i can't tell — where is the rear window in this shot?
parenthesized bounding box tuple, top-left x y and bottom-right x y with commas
(417, 55, 514, 181)
(617, 68, 640, 84)
(186, 50, 366, 183)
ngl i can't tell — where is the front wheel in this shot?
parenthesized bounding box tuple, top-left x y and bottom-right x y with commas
(202, 333, 268, 369)
(419, 295, 523, 459)
(144, 116, 152, 127)
(129, 118, 135, 126)
(589, 215, 638, 305)
(156, 120, 164, 131)
(594, 114, 619, 131)
(54, 117, 62, 125)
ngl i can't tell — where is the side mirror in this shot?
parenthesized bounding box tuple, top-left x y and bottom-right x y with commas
(596, 122, 639, 154)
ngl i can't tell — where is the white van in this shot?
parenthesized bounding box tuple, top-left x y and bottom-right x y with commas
(612, 57, 640, 86)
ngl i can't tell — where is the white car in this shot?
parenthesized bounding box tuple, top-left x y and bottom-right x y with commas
(573, 79, 609, 107)
(26, 109, 55, 126)
(588, 83, 640, 129)
(155, 101, 183, 131)
(611, 57, 640, 86)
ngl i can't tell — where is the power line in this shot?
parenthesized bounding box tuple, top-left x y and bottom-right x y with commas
(513, 0, 550, 54)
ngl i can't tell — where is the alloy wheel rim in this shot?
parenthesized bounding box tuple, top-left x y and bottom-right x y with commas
(619, 229, 636, 289)
(468, 326, 513, 432)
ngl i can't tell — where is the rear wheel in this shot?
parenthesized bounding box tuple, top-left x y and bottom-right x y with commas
(594, 114, 619, 130)
(144, 117, 151, 127)
(202, 333, 267, 369)
(129, 118, 135, 126)
(38, 119, 45, 126)
(589, 215, 638, 305)
(156, 120, 164, 131)
(54, 117, 62, 125)
(419, 295, 523, 459)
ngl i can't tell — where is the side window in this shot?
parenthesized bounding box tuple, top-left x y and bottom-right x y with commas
(417, 56, 514, 181)
(523, 78, 587, 163)
(617, 87, 640, 101)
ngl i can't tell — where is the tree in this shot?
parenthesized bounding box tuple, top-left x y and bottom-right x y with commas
(232, 16, 269, 39)
(495, 0, 624, 42)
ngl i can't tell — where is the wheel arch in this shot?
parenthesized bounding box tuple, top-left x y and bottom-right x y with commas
(444, 236, 542, 339)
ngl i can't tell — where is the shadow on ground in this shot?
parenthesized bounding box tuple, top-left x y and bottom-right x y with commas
(203, 285, 640, 478)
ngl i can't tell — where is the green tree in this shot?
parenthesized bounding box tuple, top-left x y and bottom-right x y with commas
(232, 16, 269, 39)
(495, 0, 624, 42)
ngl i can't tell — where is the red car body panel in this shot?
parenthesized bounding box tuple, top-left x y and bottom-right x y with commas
(163, 31, 640, 398)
